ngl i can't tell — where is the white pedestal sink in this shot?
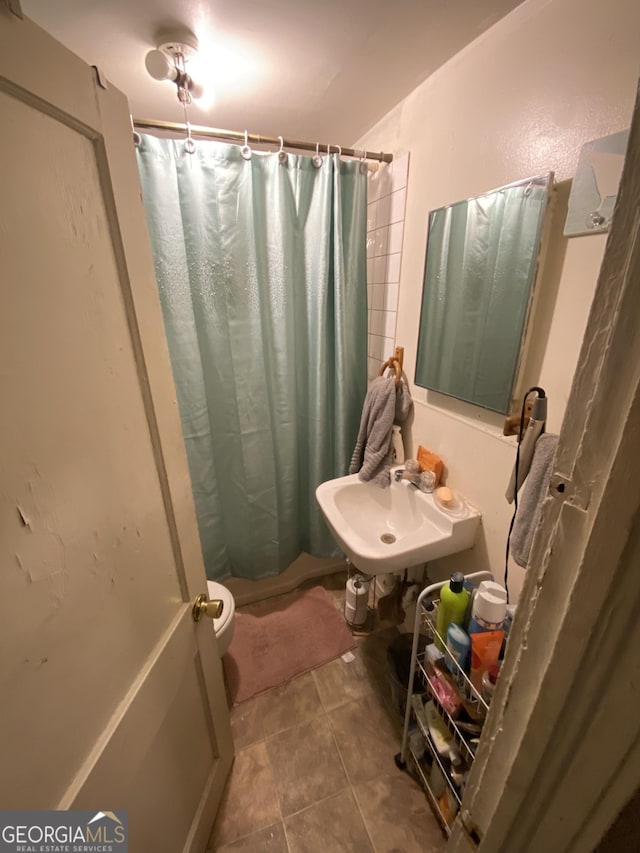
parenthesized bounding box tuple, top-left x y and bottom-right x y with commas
(316, 471, 481, 575)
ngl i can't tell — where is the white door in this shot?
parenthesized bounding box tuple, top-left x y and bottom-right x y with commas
(0, 11, 233, 852)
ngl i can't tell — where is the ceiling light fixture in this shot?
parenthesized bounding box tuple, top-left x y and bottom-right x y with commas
(144, 27, 204, 104)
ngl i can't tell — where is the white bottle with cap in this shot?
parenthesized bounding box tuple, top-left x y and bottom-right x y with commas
(468, 580, 507, 633)
(391, 425, 405, 464)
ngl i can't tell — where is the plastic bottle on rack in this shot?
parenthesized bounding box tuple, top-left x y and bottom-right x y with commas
(439, 787, 459, 825)
(435, 572, 470, 651)
(481, 665, 501, 704)
(450, 760, 468, 792)
(391, 425, 405, 464)
(449, 747, 465, 789)
(445, 623, 471, 675)
(467, 580, 507, 633)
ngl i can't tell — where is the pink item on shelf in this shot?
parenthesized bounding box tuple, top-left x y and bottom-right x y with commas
(427, 671, 462, 718)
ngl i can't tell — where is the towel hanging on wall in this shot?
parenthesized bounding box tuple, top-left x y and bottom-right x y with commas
(349, 373, 413, 487)
(510, 433, 559, 568)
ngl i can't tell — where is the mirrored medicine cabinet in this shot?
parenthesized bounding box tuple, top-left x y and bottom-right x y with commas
(415, 173, 553, 414)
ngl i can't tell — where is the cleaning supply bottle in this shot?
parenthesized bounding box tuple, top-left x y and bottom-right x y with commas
(391, 425, 405, 464)
(435, 572, 469, 651)
(467, 581, 507, 633)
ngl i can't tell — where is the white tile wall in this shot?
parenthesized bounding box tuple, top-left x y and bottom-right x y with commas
(366, 153, 410, 380)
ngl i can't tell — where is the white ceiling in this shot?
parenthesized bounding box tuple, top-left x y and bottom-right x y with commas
(23, 0, 524, 147)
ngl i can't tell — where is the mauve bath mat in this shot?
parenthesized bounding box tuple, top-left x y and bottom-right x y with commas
(223, 585, 356, 704)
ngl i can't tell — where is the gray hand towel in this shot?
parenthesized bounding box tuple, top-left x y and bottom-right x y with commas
(511, 433, 559, 568)
(349, 375, 413, 487)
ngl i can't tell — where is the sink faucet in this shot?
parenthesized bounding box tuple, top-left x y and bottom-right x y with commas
(393, 467, 436, 493)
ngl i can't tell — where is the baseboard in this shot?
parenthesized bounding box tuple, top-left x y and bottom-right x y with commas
(222, 553, 348, 607)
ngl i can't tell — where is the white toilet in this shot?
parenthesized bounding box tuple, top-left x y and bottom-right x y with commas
(206, 581, 236, 657)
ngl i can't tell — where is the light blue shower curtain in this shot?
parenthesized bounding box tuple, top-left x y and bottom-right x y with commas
(136, 136, 368, 581)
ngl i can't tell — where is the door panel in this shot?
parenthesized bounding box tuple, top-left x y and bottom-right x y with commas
(0, 13, 232, 850)
(69, 612, 220, 852)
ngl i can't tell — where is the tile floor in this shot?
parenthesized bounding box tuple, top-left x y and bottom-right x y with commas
(208, 572, 446, 852)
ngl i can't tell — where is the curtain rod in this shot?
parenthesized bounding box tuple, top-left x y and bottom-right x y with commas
(132, 117, 393, 163)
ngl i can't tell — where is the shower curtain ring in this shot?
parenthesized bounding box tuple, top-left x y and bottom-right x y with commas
(277, 135, 287, 164)
(130, 115, 142, 148)
(312, 142, 322, 168)
(241, 130, 252, 160)
(336, 145, 342, 160)
(184, 121, 196, 155)
(359, 151, 368, 175)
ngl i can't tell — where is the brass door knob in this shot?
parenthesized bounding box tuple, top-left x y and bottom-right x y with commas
(192, 593, 224, 622)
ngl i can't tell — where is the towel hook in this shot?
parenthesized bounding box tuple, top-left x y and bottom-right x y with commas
(378, 345, 405, 386)
(241, 130, 252, 160)
(312, 142, 322, 168)
(277, 135, 287, 165)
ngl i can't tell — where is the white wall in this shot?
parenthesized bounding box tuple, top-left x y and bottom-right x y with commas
(355, 0, 640, 601)
(366, 154, 409, 380)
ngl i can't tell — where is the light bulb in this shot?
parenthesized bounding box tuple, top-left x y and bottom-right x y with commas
(188, 79, 204, 100)
(145, 49, 178, 82)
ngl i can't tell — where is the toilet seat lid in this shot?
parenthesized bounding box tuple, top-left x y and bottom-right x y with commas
(206, 581, 235, 633)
